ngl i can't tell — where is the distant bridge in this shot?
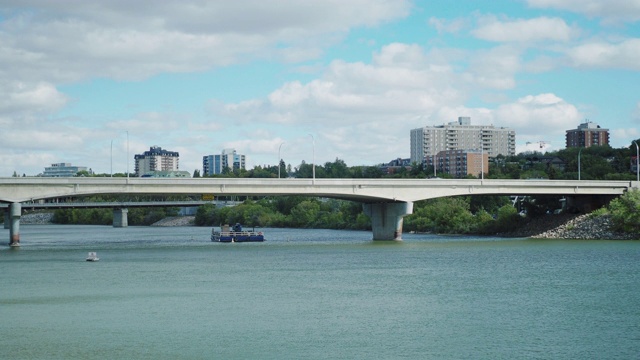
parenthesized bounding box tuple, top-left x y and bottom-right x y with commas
(0, 200, 214, 210)
(1, 177, 637, 244)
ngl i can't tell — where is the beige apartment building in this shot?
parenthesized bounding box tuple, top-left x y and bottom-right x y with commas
(410, 117, 516, 165)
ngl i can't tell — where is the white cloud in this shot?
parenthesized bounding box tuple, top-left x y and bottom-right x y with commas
(218, 44, 466, 129)
(494, 93, 582, 140)
(0, 1, 415, 175)
(466, 46, 522, 89)
(211, 42, 585, 168)
(527, 0, 640, 23)
(567, 39, 640, 70)
(611, 128, 640, 146)
(0, 82, 67, 116)
(472, 16, 579, 43)
(428, 17, 467, 34)
(0, 1, 411, 83)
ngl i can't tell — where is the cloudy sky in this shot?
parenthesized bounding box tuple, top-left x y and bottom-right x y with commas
(2, 0, 639, 176)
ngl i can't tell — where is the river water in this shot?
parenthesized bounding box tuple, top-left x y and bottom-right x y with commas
(1, 225, 639, 359)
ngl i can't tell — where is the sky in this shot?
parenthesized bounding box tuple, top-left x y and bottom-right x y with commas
(1, 0, 640, 176)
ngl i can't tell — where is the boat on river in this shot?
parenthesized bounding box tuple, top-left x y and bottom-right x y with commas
(211, 223, 265, 243)
(86, 252, 99, 262)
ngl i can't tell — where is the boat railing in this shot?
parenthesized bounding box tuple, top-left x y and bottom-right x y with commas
(212, 230, 263, 236)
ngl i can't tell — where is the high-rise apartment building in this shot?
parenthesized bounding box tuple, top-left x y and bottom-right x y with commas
(134, 146, 179, 176)
(203, 149, 246, 176)
(565, 121, 609, 148)
(410, 117, 516, 165)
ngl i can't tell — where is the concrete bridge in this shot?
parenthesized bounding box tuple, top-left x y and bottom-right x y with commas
(0, 177, 637, 245)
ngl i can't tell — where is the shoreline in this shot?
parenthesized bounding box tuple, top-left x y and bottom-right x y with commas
(13, 211, 639, 240)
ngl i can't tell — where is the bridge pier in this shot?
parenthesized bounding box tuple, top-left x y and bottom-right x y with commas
(363, 202, 413, 241)
(113, 208, 128, 227)
(4, 210, 9, 229)
(9, 202, 21, 246)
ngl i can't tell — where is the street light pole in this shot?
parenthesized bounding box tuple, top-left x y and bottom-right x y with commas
(481, 144, 484, 180)
(278, 142, 285, 179)
(433, 153, 436, 177)
(110, 139, 114, 177)
(308, 134, 315, 183)
(578, 147, 582, 180)
(126, 131, 129, 180)
(479, 131, 484, 180)
(634, 140, 639, 182)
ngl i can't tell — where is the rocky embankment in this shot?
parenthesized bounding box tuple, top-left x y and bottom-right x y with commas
(19, 212, 54, 224)
(501, 213, 637, 240)
(150, 216, 195, 226)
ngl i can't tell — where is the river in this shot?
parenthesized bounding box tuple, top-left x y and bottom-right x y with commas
(1, 225, 639, 359)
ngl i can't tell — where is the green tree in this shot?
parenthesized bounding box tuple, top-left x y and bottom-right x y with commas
(405, 197, 475, 234)
(289, 200, 321, 227)
(608, 189, 640, 233)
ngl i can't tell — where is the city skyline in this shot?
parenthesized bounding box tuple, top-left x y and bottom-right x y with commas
(2, 1, 639, 176)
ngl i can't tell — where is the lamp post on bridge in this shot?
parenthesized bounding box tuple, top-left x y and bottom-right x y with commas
(634, 140, 639, 182)
(278, 142, 285, 179)
(308, 134, 315, 183)
(110, 139, 113, 177)
(433, 153, 436, 177)
(578, 147, 582, 181)
(478, 131, 484, 180)
(125, 130, 129, 180)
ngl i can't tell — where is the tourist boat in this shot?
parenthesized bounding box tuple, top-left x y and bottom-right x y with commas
(211, 223, 265, 243)
(86, 252, 99, 261)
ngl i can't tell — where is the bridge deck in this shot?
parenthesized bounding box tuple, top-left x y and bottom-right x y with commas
(0, 177, 636, 204)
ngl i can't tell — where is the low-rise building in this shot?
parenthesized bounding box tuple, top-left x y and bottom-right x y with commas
(426, 149, 488, 178)
(379, 158, 411, 174)
(42, 163, 91, 177)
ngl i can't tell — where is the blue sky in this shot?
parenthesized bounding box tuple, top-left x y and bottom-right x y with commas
(1, 0, 639, 176)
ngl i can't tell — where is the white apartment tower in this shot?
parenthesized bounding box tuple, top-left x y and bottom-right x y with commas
(410, 117, 516, 164)
(134, 146, 179, 176)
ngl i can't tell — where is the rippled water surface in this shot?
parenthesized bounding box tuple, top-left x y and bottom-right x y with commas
(1, 225, 639, 359)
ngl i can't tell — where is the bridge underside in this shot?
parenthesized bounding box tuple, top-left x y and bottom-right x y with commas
(2, 204, 134, 246)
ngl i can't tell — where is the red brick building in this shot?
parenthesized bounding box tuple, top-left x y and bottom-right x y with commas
(566, 121, 609, 148)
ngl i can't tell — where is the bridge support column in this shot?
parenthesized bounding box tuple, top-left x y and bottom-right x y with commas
(363, 202, 413, 241)
(113, 208, 128, 227)
(4, 210, 9, 229)
(9, 203, 21, 247)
